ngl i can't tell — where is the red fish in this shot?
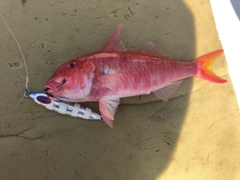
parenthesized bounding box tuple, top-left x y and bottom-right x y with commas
(44, 24, 227, 128)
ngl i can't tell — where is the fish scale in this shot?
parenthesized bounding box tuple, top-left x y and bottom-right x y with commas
(89, 53, 195, 96)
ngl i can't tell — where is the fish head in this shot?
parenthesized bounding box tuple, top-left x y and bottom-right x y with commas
(44, 59, 95, 101)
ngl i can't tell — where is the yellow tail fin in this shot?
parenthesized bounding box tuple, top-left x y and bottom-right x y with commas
(196, 50, 227, 83)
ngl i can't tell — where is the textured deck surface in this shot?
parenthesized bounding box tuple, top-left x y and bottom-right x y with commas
(0, 0, 239, 180)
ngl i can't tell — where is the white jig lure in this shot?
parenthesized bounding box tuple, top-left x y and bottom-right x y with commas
(28, 91, 102, 120)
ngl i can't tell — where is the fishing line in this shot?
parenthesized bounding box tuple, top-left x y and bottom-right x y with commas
(0, 13, 102, 121)
(0, 13, 30, 95)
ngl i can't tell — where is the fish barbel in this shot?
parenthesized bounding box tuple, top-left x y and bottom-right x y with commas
(45, 24, 227, 128)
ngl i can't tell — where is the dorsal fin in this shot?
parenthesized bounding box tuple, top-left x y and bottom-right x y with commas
(141, 41, 169, 58)
(102, 24, 127, 51)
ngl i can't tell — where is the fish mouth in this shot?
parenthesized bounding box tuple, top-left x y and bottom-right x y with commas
(44, 78, 67, 92)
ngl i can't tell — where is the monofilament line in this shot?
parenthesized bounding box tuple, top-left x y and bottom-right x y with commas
(0, 13, 29, 92)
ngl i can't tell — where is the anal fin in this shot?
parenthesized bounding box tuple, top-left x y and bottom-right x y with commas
(153, 81, 182, 101)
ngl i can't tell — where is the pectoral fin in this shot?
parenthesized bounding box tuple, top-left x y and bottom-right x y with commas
(153, 81, 182, 101)
(98, 74, 122, 91)
(99, 96, 120, 128)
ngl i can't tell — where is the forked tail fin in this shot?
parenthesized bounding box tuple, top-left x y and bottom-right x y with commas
(196, 50, 227, 83)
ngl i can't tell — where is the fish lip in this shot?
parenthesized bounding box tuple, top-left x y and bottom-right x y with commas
(44, 82, 57, 91)
(44, 78, 67, 91)
(43, 85, 55, 95)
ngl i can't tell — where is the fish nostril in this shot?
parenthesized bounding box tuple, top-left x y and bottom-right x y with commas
(62, 78, 67, 84)
(55, 77, 64, 83)
(55, 78, 67, 89)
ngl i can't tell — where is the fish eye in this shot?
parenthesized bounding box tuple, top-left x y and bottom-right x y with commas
(68, 62, 76, 68)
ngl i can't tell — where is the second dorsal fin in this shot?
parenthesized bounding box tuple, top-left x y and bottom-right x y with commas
(102, 24, 127, 51)
(141, 41, 169, 58)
